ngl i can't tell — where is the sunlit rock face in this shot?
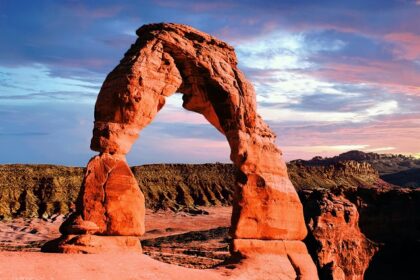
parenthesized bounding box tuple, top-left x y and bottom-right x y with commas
(44, 23, 316, 278)
(91, 22, 307, 241)
(300, 189, 378, 280)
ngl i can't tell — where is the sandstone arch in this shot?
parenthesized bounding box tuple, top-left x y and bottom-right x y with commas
(44, 23, 317, 279)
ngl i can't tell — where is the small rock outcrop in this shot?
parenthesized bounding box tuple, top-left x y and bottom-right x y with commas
(41, 23, 316, 278)
(300, 190, 378, 279)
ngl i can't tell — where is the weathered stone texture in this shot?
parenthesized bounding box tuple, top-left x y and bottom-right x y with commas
(45, 23, 315, 278)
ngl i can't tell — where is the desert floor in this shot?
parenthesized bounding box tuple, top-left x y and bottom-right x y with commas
(0, 207, 238, 279)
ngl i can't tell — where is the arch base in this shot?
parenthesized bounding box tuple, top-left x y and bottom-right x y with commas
(228, 239, 318, 280)
(42, 153, 146, 253)
(41, 234, 142, 254)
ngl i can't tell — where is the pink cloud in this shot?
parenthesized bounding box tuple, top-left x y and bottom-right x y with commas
(130, 135, 230, 164)
(52, 58, 112, 70)
(277, 113, 420, 160)
(384, 32, 420, 60)
(67, 4, 126, 19)
(154, 0, 235, 12)
(309, 60, 420, 96)
(154, 109, 209, 125)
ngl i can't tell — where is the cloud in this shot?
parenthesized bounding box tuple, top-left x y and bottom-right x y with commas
(62, 2, 127, 19)
(365, 146, 396, 152)
(260, 100, 399, 123)
(154, 0, 236, 12)
(284, 144, 369, 154)
(0, 132, 49, 136)
(271, 112, 420, 160)
(0, 64, 100, 103)
(0, 0, 419, 164)
(384, 32, 420, 60)
(282, 144, 399, 161)
(308, 60, 420, 96)
(129, 135, 230, 164)
(0, 102, 95, 165)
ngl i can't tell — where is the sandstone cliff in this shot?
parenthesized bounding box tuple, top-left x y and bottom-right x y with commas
(0, 164, 83, 219)
(288, 159, 383, 190)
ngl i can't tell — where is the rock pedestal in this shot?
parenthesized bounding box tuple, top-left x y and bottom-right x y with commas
(231, 239, 318, 279)
(43, 23, 318, 278)
(42, 154, 145, 253)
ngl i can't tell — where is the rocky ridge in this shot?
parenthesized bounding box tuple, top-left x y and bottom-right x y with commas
(0, 159, 387, 220)
(310, 150, 420, 187)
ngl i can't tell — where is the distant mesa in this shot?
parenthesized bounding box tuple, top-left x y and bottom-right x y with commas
(297, 150, 420, 188)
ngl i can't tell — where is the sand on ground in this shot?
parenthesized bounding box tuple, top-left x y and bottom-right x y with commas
(0, 251, 231, 280)
(0, 207, 236, 280)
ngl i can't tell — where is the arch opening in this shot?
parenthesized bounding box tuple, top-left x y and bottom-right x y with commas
(126, 93, 229, 165)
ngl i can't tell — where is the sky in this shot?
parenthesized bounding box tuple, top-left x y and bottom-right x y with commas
(0, 0, 419, 166)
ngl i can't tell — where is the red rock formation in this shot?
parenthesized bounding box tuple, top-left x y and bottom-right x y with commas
(300, 189, 378, 280)
(230, 239, 318, 280)
(44, 23, 316, 278)
(42, 154, 145, 253)
(91, 22, 307, 240)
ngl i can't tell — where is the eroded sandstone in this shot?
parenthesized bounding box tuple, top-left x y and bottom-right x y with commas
(300, 189, 378, 280)
(87, 23, 308, 242)
(42, 23, 315, 278)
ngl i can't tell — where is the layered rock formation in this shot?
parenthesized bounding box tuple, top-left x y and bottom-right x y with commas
(309, 150, 420, 188)
(288, 160, 382, 190)
(300, 190, 378, 279)
(0, 164, 83, 220)
(0, 163, 235, 219)
(89, 22, 307, 242)
(41, 23, 316, 277)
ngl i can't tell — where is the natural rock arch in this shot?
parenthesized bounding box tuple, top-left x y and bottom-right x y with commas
(44, 23, 317, 279)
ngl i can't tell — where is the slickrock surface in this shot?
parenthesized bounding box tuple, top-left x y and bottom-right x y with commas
(0, 252, 224, 280)
(0, 207, 232, 265)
